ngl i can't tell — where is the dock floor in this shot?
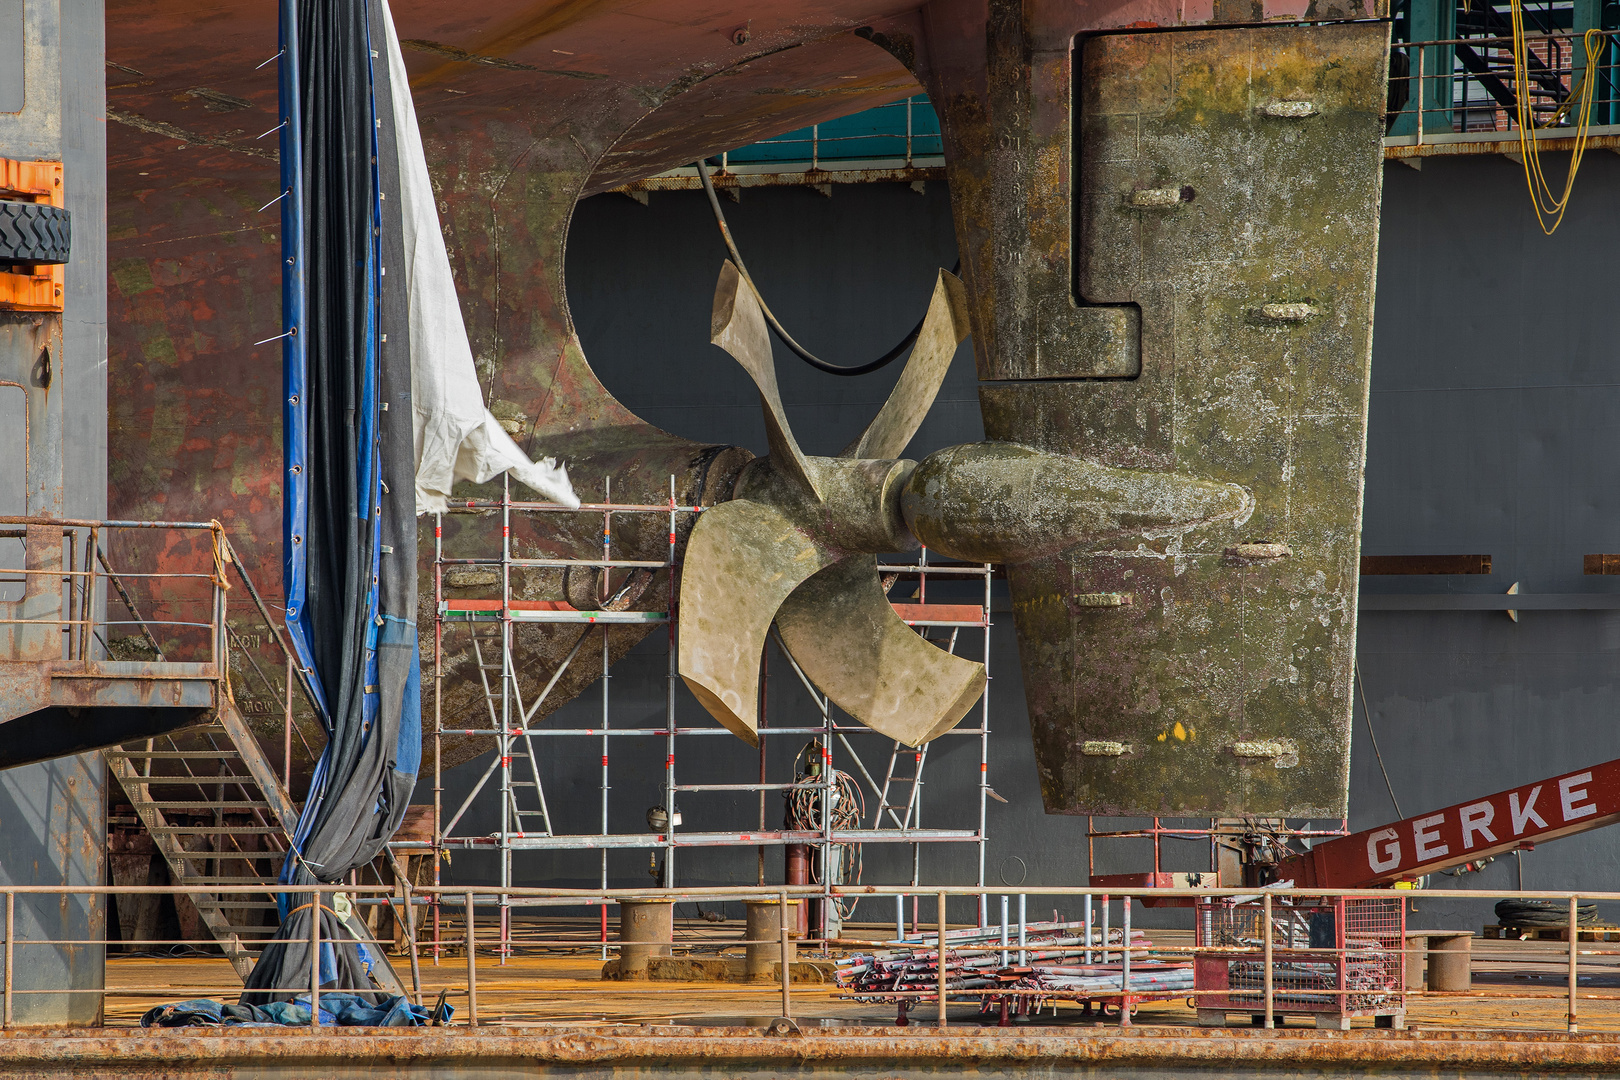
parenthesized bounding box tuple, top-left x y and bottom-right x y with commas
(95, 922, 1620, 1032)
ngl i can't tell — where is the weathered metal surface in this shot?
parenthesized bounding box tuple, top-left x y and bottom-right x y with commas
(1364, 554, 1492, 575)
(2, 1024, 1620, 1072)
(774, 555, 987, 746)
(680, 263, 984, 746)
(98, 1, 1392, 812)
(100, 1, 928, 779)
(901, 442, 1253, 565)
(905, 14, 1389, 816)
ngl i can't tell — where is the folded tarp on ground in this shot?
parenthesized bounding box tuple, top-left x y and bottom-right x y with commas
(141, 993, 446, 1028)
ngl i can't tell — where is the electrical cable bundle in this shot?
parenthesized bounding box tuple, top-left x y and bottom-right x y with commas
(784, 742, 865, 904)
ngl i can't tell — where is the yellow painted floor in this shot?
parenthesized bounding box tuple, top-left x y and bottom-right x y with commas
(98, 920, 1620, 1034)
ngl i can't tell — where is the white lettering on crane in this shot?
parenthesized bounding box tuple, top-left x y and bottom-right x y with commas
(1460, 800, 1496, 849)
(1560, 772, 1597, 821)
(1413, 813, 1449, 862)
(1510, 786, 1548, 834)
(1367, 827, 1401, 873)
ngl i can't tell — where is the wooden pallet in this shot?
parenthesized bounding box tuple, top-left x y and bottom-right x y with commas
(1482, 923, 1620, 942)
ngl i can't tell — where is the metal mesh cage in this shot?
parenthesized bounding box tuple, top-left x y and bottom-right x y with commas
(1194, 896, 1404, 1017)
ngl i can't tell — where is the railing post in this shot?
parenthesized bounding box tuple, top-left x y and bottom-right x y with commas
(1000, 895, 1009, 967)
(308, 897, 321, 1026)
(4, 891, 12, 1028)
(1084, 893, 1093, 964)
(1121, 896, 1132, 992)
(1017, 893, 1027, 965)
(1569, 895, 1580, 1033)
(779, 889, 792, 1021)
(1262, 892, 1274, 1030)
(937, 891, 948, 1029)
(466, 891, 479, 1027)
(1415, 45, 1425, 147)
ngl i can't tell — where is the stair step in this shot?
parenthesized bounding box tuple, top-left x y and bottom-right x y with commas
(125, 800, 272, 810)
(107, 751, 244, 760)
(147, 835, 283, 841)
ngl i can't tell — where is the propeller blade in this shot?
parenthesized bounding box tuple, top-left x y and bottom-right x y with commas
(841, 269, 972, 460)
(774, 555, 986, 747)
(710, 261, 820, 500)
(677, 498, 837, 745)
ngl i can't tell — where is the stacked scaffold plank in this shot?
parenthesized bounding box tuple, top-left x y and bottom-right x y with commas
(834, 920, 1194, 1022)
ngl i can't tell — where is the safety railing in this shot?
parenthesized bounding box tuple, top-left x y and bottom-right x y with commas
(0, 518, 232, 668)
(0, 516, 318, 786)
(8, 881, 1619, 1034)
(1387, 29, 1620, 147)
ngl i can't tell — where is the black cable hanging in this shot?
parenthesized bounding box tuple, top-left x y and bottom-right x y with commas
(694, 157, 958, 377)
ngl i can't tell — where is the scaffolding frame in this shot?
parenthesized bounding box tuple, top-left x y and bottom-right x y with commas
(417, 477, 995, 959)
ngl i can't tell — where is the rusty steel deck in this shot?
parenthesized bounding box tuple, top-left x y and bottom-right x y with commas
(6, 1021, 1620, 1076)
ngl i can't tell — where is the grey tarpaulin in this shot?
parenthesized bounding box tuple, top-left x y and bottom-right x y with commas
(244, 0, 420, 1004)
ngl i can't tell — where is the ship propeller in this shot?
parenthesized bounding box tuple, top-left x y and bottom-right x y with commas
(677, 261, 1254, 747)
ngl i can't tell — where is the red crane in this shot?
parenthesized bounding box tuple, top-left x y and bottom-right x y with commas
(1274, 760, 1620, 889)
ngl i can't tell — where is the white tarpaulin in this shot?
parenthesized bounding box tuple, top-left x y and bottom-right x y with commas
(380, 1, 580, 514)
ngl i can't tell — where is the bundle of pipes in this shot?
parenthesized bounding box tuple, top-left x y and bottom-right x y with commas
(834, 919, 1194, 1013)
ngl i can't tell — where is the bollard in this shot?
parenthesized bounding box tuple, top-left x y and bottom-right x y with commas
(466, 891, 479, 1027)
(746, 898, 795, 981)
(619, 899, 675, 980)
(1427, 933, 1472, 992)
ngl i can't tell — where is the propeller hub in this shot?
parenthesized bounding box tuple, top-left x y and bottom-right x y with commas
(901, 441, 1255, 564)
(734, 455, 919, 555)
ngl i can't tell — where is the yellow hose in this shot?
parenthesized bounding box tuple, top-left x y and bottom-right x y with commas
(1511, 1, 1602, 234)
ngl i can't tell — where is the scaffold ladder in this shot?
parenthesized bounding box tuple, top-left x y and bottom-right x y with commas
(875, 742, 929, 830)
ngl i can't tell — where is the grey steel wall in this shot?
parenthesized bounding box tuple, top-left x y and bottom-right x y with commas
(1353, 154, 1620, 929)
(0, 0, 108, 1024)
(438, 159, 1620, 930)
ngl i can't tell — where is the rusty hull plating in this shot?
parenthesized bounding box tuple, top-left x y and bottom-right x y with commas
(102, 0, 1387, 814)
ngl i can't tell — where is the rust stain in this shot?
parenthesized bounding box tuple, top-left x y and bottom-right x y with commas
(408, 0, 610, 88)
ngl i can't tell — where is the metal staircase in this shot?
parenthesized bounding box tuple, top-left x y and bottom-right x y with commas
(107, 700, 409, 994)
(106, 701, 299, 978)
